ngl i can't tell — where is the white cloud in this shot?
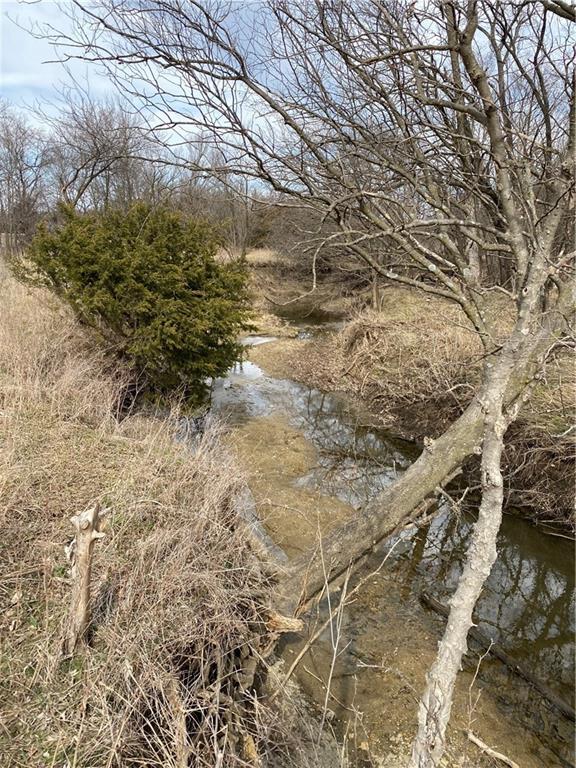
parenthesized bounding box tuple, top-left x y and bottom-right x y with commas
(0, 0, 114, 116)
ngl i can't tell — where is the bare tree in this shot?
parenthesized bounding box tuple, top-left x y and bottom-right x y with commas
(44, 91, 159, 210)
(42, 0, 575, 763)
(0, 102, 50, 251)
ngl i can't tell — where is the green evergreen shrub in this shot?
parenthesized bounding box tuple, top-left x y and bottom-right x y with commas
(27, 204, 251, 399)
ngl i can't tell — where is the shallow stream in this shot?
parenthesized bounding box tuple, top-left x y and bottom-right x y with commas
(211, 323, 575, 767)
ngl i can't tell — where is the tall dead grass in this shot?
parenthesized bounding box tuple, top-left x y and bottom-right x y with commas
(0, 276, 326, 767)
(340, 295, 486, 431)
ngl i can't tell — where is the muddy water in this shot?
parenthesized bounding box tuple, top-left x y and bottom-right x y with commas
(212, 333, 575, 767)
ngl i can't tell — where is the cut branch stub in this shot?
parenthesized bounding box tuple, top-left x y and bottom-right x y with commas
(265, 611, 304, 634)
(64, 502, 107, 656)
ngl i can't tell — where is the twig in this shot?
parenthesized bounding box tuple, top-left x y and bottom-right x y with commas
(316, 577, 349, 745)
(3, 565, 45, 580)
(467, 641, 493, 733)
(270, 534, 407, 701)
(539, 529, 575, 541)
(466, 731, 520, 768)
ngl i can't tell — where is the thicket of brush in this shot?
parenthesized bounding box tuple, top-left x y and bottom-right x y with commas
(0, 275, 330, 767)
(293, 289, 575, 527)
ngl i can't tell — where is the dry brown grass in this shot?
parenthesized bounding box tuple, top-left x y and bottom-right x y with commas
(247, 247, 355, 321)
(0, 276, 327, 767)
(245, 248, 281, 267)
(341, 296, 484, 426)
(291, 289, 496, 435)
(505, 356, 575, 521)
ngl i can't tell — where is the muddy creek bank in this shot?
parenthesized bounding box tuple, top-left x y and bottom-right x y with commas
(211, 325, 575, 767)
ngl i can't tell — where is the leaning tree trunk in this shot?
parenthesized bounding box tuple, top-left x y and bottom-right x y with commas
(405, 266, 570, 765)
(408, 353, 515, 767)
(274, 309, 564, 616)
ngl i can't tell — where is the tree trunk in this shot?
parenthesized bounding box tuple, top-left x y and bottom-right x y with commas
(372, 268, 381, 311)
(419, 592, 575, 722)
(274, 313, 563, 616)
(408, 355, 512, 767)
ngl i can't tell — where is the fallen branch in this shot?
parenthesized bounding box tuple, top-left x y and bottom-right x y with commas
(278, 471, 456, 617)
(420, 592, 575, 722)
(466, 730, 520, 768)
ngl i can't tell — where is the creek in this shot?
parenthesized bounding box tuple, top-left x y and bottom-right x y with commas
(211, 320, 575, 767)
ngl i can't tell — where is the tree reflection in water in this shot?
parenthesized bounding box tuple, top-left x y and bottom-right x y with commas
(286, 378, 575, 706)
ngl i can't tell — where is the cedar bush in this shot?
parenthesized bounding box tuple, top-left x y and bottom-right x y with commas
(26, 204, 251, 399)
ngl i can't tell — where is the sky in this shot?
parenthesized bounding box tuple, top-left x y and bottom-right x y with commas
(0, 0, 284, 163)
(0, 0, 112, 117)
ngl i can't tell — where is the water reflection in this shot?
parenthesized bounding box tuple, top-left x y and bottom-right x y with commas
(291, 388, 415, 508)
(212, 356, 415, 507)
(378, 510, 576, 701)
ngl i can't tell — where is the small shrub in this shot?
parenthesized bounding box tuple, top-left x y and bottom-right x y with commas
(26, 204, 251, 399)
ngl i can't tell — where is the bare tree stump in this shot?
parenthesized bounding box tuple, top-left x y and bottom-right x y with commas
(64, 503, 106, 656)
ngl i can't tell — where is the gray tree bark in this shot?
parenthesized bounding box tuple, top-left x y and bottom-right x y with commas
(408, 354, 514, 766)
